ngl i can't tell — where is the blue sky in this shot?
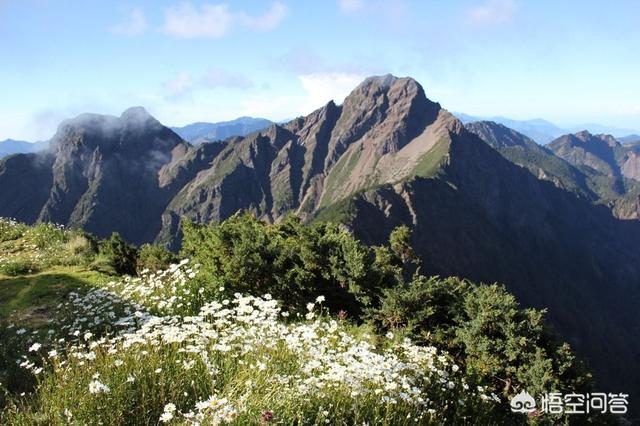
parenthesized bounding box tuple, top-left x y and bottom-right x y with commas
(1, 0, 639, 140)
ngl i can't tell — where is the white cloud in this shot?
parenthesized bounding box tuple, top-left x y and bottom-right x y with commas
(162, 2, 287, 39)
(240, 72, 365, 120)
(163, 72, 194, 99)
(298, 73, 365, 110)
(162, 69, 253, 100)
(468, 0, 516, 24)
(337, 0, 365, 14)
(110, 7, 148, 36)
(237, 2, 287, 31)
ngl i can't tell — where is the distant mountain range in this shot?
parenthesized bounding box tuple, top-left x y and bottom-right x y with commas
(619, 134, 640, 144)
(0, 139, 49, 157)
(1, 75, 640, 402)
(456, 112, 640, 144)
(171, 117, 273, 144)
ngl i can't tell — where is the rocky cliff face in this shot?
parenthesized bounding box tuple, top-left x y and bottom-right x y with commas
(1, 76, 640, 398)
(157, 76, 451, 244)
(548, 130, 640, 183)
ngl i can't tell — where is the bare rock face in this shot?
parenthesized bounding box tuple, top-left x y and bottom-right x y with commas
(159, 75, 452, 241)
(548, 130, 640, 182)
(621, 149, 640, 181)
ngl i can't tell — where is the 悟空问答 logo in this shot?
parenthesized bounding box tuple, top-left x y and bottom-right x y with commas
(510, 390, 536, 414)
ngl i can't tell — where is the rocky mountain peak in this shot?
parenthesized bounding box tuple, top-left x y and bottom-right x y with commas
(50, 108, 178, 156)
(331, 75, 442, 156)
(120, 106, 157, 126)
(574, 129, 592, 141)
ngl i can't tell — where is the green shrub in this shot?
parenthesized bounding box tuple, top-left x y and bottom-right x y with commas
(369, 275, 594, 417)
(181, 213, 405, 315)
(98, 233, 138, 276)
(136, 243, 177, 273)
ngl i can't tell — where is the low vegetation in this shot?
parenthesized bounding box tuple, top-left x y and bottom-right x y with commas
(0, 216, 609, 424)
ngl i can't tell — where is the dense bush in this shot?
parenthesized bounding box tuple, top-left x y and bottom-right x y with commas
(95, 233, 138, 276)
(369, 275, 596, 422)
(181, 214, 412, 315)
(0, 216, 612, 424)
(136, 243, 177, 273)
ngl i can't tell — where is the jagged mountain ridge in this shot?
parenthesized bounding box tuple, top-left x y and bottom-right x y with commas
(548, 130, 640, 182)
(157, 75, 450, 242)
(466, 121, 640, 219)
(1, 75, 640, 400)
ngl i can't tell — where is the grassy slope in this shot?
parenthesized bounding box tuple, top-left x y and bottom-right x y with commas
(0, 267, 108, 327)
(0, 267, 109, 407)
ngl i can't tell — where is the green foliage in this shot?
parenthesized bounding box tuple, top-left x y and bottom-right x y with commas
(96, 233, 138, 276)
(181, 213, 403, 315)
(369, 276, 593, 408)
(137, 243, 177, 273)
(411, 136, 450, 178)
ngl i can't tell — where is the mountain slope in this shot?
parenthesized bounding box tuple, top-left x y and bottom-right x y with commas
(548, 130, 640, 182)
(466, 121, 640, 219)
(171, 117, 273, 144)
(157, 75, 450, 243)
(339, 123, 640, 400)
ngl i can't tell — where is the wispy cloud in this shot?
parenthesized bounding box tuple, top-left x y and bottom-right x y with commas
(163, 72, 194, 99)
(241, 72, 365, 120)
(202, 68, 253, 90)
(298, 72, 364, 110)
(272, 47, 383, 78)
(337, 0, 365, 14)
(110, 7, 148, 36)
(467, 0, 516, 24)
(162, 2, 287, 39)
(163, 69, 253, 99)
(236, 2, 287, 31)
